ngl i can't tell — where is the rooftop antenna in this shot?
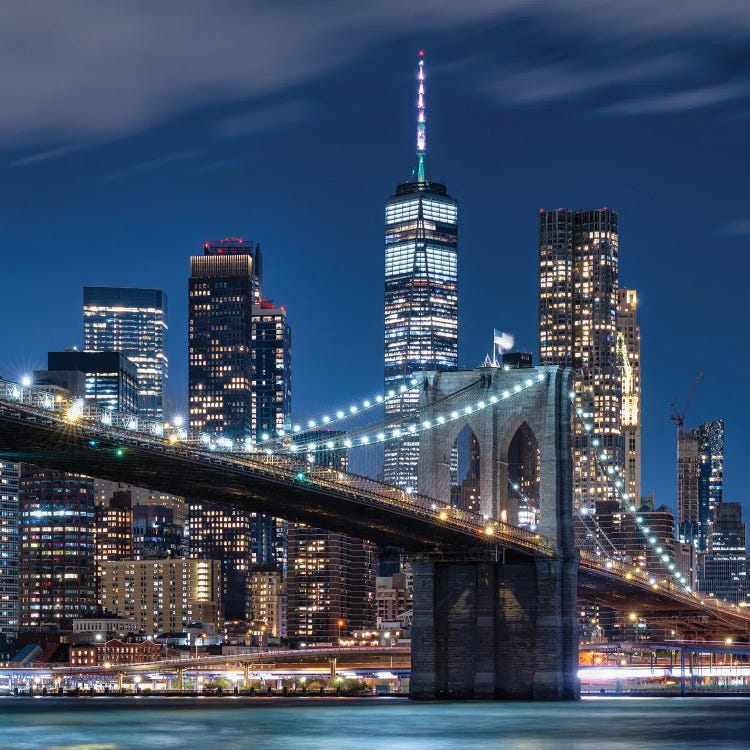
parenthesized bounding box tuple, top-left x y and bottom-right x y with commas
(415, 50, 427, 183)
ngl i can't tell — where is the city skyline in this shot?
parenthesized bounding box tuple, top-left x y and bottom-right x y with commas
(1, 10, 749, 521)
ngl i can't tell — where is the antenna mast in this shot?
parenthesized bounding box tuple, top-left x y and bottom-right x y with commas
(416, 50, 427, 183)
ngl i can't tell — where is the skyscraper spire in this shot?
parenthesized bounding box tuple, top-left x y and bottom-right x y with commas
(416, 49, 426, 183)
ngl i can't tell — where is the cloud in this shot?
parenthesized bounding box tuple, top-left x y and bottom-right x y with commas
(1, 0, 750, 148)
(721, 218, 750, 236)
(486, 54, 694, 105)
(600, 83, 748, 115)
(9, 143, 82, 167)
(101, 149, 203, 182)
(215, 100, 314, 139)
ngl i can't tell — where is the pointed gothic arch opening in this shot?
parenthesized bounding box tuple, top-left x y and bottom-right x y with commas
(507, 421, 540, 529)
(450, 424, 481, 515)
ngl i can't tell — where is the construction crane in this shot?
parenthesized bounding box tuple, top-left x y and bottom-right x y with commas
(669, 370, 703, 435)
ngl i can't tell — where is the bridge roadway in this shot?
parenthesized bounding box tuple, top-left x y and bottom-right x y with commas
(0, 388, 550, 555)
(2, 383, 750, 636)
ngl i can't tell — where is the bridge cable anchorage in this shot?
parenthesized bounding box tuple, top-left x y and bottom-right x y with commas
(568, 390, 693, 596)
(280, 372, 548, 456)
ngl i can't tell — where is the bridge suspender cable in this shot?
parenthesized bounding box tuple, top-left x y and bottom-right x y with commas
(568, 390, 692, 594)
(280, 372, 548, 455)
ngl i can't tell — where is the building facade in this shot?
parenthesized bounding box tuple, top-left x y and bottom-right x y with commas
(251, 299, 291, 441)
(286, 526, 376, 643)
(188, 238, 288, 621)
(617, 288, 642, 502)
(189, 240, 260, 438)
(83, 287, 168, 418)
(18, 466, 97, 628)
(0, 461, 19, 637)
(384, 50, 458, 491)
(699, 502, 748, 603)
(94, 503, 133, 603)
(45, 351, 138, 414)
(677, 419, 724, 551)
(539, 208, 623, 509)
(98, 558, 221, 635)
(248, 568, 285, 638)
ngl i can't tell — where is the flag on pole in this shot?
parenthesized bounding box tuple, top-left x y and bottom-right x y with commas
(493, 329, 514, 354)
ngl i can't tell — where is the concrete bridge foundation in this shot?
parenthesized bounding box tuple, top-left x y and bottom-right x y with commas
(410, 555, 579, 700)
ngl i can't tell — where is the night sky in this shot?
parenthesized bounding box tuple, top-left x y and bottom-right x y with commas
(1, 1, 748, 515)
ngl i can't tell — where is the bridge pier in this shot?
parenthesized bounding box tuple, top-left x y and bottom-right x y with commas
(410, 555, 579, 700)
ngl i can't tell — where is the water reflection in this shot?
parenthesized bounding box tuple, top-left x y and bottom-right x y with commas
(1, 697, 749, 750)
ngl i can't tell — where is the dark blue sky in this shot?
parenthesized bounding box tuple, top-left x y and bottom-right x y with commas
(1, 1, 748, 515)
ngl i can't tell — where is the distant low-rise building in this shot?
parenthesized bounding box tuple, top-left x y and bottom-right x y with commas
(70, 617, 140, 644)
(70, 638, 163, 667)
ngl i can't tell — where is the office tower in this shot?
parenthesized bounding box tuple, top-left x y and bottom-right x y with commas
(99, 559, 221, 635)
(189, 239, 288, 621)
(384, 50, 458, 490)
(249, 568, 285, 638)
(677, 419, 724, 551)
(188, 502, 255, 620)
(287, 528, 376, 643)
(699, 502, 748, 603)
(83, 287, 168, 418)
(189, 239, 261, 437)
(539, 208, 622, 509)
(251, 299, 291, 440)
(43, 351, 138, 413)
(617, 288, 642, 502)
(0, 461, 19, 637)
(18, 466, 97, 628)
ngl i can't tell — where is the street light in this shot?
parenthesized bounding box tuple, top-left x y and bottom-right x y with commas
(194, 632, 207, 659)
(337, 619, 345, 641)
(628, 612, 639, 642)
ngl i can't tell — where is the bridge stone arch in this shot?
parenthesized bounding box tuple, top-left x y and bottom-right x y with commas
(417, 365, 574, 547)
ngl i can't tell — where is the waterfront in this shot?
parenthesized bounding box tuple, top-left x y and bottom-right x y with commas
(1, 697, 750, 749)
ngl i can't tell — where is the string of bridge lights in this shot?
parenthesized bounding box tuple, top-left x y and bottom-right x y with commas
(569, 390, 693, 595)
(277, 371, 549, 456)
(282, 378, 422, 438)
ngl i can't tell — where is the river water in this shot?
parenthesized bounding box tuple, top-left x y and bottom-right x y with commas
(1, 696, 749, 749)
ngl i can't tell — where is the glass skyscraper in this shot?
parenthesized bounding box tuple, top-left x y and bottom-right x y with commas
(189, 240, 261, 437)
(251, 299, 291, 441)
(188, 238, 287, 619)
(83, 287, 168, 419)
(19, 466, 97, 628)
(383, 50, 458, 490)
(678, 418, 724, 552)
(45, 351, 139, 414)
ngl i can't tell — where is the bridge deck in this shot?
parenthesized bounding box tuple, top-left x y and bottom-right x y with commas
(2, 384, 750, 635)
